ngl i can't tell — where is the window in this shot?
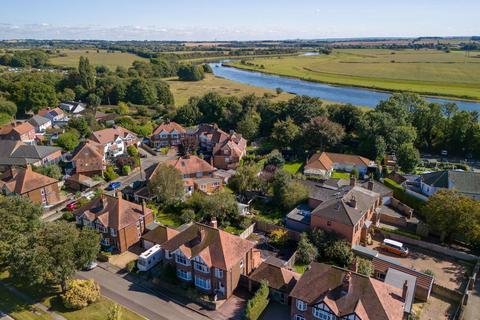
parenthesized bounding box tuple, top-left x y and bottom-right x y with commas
(165, 250, 172, 259)
(110, 228, 117, 236)
(375, 271, 386, 280)
(194, 276, 211, 290)
(295, 315, 306, 320)
(177, 269, 192, 281)
(296, 299, 307, 311)
(215, 268, 224, 278)
(313, 307, 335, 319)
(176, 254, 190, 266)
(194, 262, 210, 274)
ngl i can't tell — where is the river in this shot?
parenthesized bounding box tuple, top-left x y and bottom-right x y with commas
(209, 63, 480, 111)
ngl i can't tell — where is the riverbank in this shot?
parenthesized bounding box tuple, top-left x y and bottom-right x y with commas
(224, 49, 480, 102)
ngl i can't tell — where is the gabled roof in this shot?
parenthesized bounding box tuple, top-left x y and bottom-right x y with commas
(71, 140, 105, 173)
(305, 152, 373, 172)
(421, 170, 480, 195)
(290, 262, 405, 320)
(38, 107, 65, 118)
(89, 126, 137, 145)
(0, 122, 35, 136)
(28, 115, 51, 127)
(0, 141, 60, 166)
(152, 121, 186, 135)
(0, 165, 58, 194)
(142, 224, 179, 245)
(249, 256, 300, 292)
(212, 131, 247, 158)
(75, 193, 152, 230)
(11, 144, 61, 159)
(311, 186, 379, 226)
(162, 222, 255, 270)
(166, 155, 216, 176)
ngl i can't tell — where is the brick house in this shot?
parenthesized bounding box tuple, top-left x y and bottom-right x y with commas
(89, 126, 139, 158)
(161, 221, 260, 300)
(0, 165, 62, 207)
(0, 122, 36, 144)
(150, 121, 187, 148)
(166, 155, 218, 194)
(290, 262, 406, 320)
(0, 140, 62, 169)
(71, 140, 106, 177)
(75, 192, 154, 253)
(28, 115, 52, 133)
(310, 181, 381, 245)
(211, 130, 247, 170)
(304, 152, 374, 178)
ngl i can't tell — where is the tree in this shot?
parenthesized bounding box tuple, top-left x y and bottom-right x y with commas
(324, 240, 354, 267)
(228, 164, 260, 198)
(154, 80, 175, 106)
(327, 104, 363, 133)
(86, 93, 101, 108)
(186, 191, 239, 227)
(174, 98, 202, 126)
(350, 167, 359, 179)
(75, 227, 101, 270)
(177, 64, 204, 81)
(62, 279, 100, 310)
(68, 117, 91, 138)
(117, 102, 130, 115)
(296, 233, 318, 264)
(423, 190, 480, 244)
(32, 164, 62, 180)
(127, 78, 157, 105)
(356, 258, 373, 277)
(122, 165, 131, 176)
(0, 99, 17, 116)
(396, 143, 420, 173)
(148, 164, 185, 204)
(302, 116, 345, 151)
(12, 80, 58, 114)
(104, 165, 118, 182)
(283, 96, 325, 125)
(180, 209, 196, 224)
(58, 88, 76, 102)
(271, 117, 300, 150)
(236, 110, 261, 141)
(57, 130, 80, 151)
(271, 170, 308, 210)
(264, 150, 285, 168)
(78, 56, 96, 91)
(127, 145, 139, 157)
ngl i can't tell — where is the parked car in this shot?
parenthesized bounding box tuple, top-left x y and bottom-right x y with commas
(381, 239, 409, 257)
(83, 261, 98, 271)
(66, 201, 77, 211)
(83, 191, 96, 200)
(107, 181, 122, 190)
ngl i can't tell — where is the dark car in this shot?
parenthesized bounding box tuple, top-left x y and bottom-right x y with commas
(107, 181, 122, 190)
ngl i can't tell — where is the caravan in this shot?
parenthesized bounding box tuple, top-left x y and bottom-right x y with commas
(137, 244, 162, 271)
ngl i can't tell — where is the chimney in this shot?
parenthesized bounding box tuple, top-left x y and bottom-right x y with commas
(350, 177, 356, 187)
(141, 200, 146, 215)
(116, 190, 122, 199)
(350, 195, 357, 209)
(367, 181, 374, 191)
(402, 280, 408, 300)
(342, 271, 352, 295)
(210, 217, 218, 229)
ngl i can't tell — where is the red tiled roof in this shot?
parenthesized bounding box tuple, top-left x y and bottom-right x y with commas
(152, 121, 186, 135)
(71, 140, 105, 173)
(0, 122, 35, 136)
(305, 152, 372, 172)
(90, 126, 137, 145)
(249, 257, 301, 292)
(0, 165, 58, 194)
(166, 155, 215, 176)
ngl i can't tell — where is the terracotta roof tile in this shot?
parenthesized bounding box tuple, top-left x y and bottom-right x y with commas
(152, 121, 186, 135)
(0, 166, 58, 194)
(249, 257, 300, 292)
(165, 155, 216, 176)
(90, 126, 137, 145)
(305, 152, 373, 172)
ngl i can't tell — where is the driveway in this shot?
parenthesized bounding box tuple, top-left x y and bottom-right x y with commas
(77, 267, 207, 320)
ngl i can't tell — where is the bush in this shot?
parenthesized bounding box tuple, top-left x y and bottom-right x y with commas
(383, 178, 426, 214)
(97, 252, 110, 262)
(324, 240, 354, 267)
(62, 211, 75, 222)
(104, 165, 118, 182)
(296, 233, 318, 264)
(62, 279, 100, 310)
(422, 269, 435, 277)
(122, 165, 132, 176)
(356, 258, 373, 277)
(127, 145, 139, 157)
(245, 281, 270, 320)
(126, 260, 137, 273)
(269, 229, 288, 248)
(180, 209, 196, 224)
(380, 227, 422, 240)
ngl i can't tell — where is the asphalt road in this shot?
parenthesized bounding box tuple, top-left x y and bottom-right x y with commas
(77, 267, 208, 320)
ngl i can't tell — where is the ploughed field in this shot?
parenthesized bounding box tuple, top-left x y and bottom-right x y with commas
(226, 49, 480, 100)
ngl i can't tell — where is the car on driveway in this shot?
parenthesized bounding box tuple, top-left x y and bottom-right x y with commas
(66, 201, 77, 211)
(107, 181, 122, 190)
(83, 261, 98, 271)
(83, 191, 96, 200)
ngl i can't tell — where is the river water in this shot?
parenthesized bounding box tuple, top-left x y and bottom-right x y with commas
(209, 63, 480, 111)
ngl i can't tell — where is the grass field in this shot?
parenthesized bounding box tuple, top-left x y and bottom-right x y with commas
(226, 49, 480, 100)
(49, 49, 147, 69)
(283, 162, 303, 174)
(167, 73, 294, 106)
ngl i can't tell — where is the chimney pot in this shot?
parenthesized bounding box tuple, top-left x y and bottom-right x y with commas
(141, 200, 146, 215)
(116, 190, 122, 199)
(210, 218, 218, 229)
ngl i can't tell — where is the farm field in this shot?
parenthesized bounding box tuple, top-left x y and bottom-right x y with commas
(226, 49, 480, 100)
(167, 73, 294, 106)
(49, 49, 147, 69)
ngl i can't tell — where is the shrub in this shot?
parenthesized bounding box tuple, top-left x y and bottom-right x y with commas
(383, 178, 426, 214)
(356, 258, 373, 277)
(62, 279, 100, 310)
(62, 211, 75, 222)
(180, 208, 196, 224)
(380, 227, 422, 240)
(269, 229, 289, 248)
(97, 252, 110, 262)
(296, 233, 318, 264)
(104, 165, 118, 182)
(245, 280, 270, 320)
(122, 165, 131, 176)
(422, 269, 435, 277)
(126, 260, 137, 273)
(324, 240, 354, 267)
(127, 145, 139, 157)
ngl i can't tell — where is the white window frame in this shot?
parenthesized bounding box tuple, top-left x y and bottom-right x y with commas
(175, 253, 190, 266)
(165, 250, 172, 259)
(194, 276, 211, 290)
(295, 315, 306, 320)
(110, 228, 117, 236)
(215, 268, 224, 279)
(296, 299, 307, 311)
(176, 269, 192, 281)
(194, 262, 210, 274)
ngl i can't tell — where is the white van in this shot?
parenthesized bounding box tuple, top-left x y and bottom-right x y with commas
(381, 239, 409, 257)
(137, 244, 162, 272)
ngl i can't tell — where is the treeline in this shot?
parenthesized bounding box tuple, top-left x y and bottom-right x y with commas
(0, 50, 49, 68)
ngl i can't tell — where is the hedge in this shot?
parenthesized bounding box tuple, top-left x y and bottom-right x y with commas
(245, 281, 270, 320)
(383, 178, 426, 215)
(380, 227, 422, 240)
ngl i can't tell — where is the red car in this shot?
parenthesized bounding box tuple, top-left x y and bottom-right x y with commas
(66, 202, 77, 211)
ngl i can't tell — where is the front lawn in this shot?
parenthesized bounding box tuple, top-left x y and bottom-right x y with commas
(283, 162, 303, 174)
(331, 171, 351, 179)
(0, 284, 50, 320)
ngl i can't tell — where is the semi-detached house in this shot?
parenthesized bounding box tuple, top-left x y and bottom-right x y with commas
(150, 121, 187, 148)
(89, 126, 139, 158)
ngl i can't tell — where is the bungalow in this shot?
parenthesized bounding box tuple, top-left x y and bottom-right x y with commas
(304, 152, 374, 178)
(150, 121, 187, 148)
(161, 220, 260, 300)
(75, 192, 154, 253)
(0, 122, 36, 144)
(418, 170, 480, 200)
(27, 115, 52, 133)
(89, 126, 139, 158)
(290, 262, 407, 320)
(71, 140, 106, 177)
(0, 165, 62, 207)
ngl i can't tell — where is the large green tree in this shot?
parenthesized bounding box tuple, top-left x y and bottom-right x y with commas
(396, 143, 420, 173)
(78, 56, 96, 91)
(271, 117, 301, 150)
(236, 110, 261, 141)
(302, 116, 345, 151)
(148, 164, 185, 204)
(127, 78, 157, 105)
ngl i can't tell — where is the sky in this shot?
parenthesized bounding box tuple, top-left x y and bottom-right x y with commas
(0, 0, 479, 41)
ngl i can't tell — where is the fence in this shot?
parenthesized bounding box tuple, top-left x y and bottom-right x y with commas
(239, 223, 256, 239)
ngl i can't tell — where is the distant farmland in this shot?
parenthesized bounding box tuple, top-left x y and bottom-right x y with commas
(49, 49, 146, 69)
(227, 49, 480, 100)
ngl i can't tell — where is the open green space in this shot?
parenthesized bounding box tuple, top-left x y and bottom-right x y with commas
(283, 162, 303, 174)
(331, 171, 351, 179)
(226, 49, 480, 100)
(155, 210, 182, 228)
(49, 49, 147, 69)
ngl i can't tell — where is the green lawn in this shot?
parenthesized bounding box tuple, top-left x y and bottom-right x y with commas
(251, 201, 283, 224)
(0, 285, 50, 320)
(223, 225, 244, 235)
(156, 210, 182, 228)
(49, 49, 147, 69)
(293, 262, 308, 274)
(331, 171, 351, 179)
(226, 49, 480, 100)
(283, 162, 303, 174)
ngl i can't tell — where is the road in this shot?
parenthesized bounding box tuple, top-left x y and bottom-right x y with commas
(77, 267, 208, 320)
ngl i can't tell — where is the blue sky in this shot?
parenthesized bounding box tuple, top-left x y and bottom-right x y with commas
(0, 0, 479, 40)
